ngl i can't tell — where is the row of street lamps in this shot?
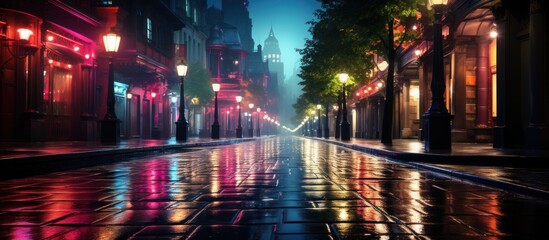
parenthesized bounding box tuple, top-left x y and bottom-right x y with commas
(99, 30, 270, 144)
(300, 72, 351, 140)
(59, 23, 278, 143)
(175, 70, 267, 141)
(237, 99, 265, 138)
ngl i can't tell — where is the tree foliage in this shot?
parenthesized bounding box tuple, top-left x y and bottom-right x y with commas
(241, 77, 266, 108)
(297, 0, 424, 142)
(182, 63, 213, 107)
(294, 3, 375, 123)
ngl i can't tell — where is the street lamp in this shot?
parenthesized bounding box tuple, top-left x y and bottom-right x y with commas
(175, 62, 188, 142)
(236, 96, 243, 138)
(17, 28, 33, 41)
(101, 32, 121, 145)
(424, 0, 451, 151)
(339, 73, 351, 140)
(264, 114, 269, 135)
(226, 110, 231, 137)
(310, 109, 316, 137)
(316, 104, 322, 137)
(256, 107, 261, 137)
(0, 28, 36, 57)
(151, 92, 159, 138)
(248, 103, 254, 137)
(324, 103, 330, 139)
(306, 116, 311, 136)
(334, 103, 341, 139)
(211, 83, 220, 139)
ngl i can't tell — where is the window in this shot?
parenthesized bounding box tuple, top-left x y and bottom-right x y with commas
(0, 17, 7, 38)
(186, 0, 191, 17)
(146, 17, 153, 42)
(48, 68, 72, 115)
(97, 1, 113, 6)
(193, 8, 198, 23)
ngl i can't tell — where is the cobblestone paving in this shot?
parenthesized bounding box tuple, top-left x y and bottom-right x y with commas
(0, 137, 547, 239)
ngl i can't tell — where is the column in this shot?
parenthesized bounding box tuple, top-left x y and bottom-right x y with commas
(23, 22, 43, 141)
(526, 0, 548, 149)
(452, 43, 467, 131)
(476, 38, 490, 127)
(491, 2, 523, 148)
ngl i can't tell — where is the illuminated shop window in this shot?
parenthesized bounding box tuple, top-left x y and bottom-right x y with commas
(45, 68, 72, 115)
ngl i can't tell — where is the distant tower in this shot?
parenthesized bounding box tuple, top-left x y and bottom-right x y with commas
(263, 27, 285, 87)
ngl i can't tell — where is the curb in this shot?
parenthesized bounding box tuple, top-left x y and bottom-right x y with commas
(0, 138, 258, 180)
(409, 162, 549, 199)
(319, 139, 547, 168)
(312, 137, 549, 199)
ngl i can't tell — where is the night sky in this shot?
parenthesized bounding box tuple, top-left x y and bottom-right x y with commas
(208, 0, 321, 83)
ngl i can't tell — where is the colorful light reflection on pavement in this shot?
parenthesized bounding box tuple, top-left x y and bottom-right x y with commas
(0, 137, 547, 239)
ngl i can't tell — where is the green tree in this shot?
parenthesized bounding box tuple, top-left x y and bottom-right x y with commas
(296, 4, 373, 117)
(242, 77, 266, 108)
(300, 0, 424, 143)
(179, 63, 213, 107)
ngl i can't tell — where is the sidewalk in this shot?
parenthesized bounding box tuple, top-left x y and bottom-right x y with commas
(0, 137, 257, 180)
(1, 136, 548, 198)
(315, 137, 549, 198)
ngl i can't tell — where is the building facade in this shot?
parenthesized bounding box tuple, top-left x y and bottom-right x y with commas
(206, 23, 247, 137)
(221, 0, 254, 53)
(202, 2, 274, 138)
(350, 0, 548, 150)
(1, 1, 101, 141)
(0, 0, 184, 142)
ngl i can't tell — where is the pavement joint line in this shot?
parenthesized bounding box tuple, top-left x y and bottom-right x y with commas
(310, 137, 549, 199)
(353, 189, 421, 239)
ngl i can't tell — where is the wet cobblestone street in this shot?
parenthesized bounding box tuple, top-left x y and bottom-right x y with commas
(0, 136, 547, 239)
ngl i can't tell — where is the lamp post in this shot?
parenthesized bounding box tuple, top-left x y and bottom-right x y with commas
(126, 93, 133, 138)
(309, 109, 316, 137)
(244, 112, 249, 133)
(316, 104, 322, 137)
(335, 95, 342, 139)
(339, 73, 351, 140)
(424, 0, 451, 151)
(324, 103, 330, 139)
(190, 97, 199, 136)
(236, 96, 243, 138)
(151, 92, 158, 138)
(256, 107, 261, 137)
(100, 32, 121, 145)
(211, 83, 220, 139)
(264, 115, 269, 135)
(226, 110, 231, 137)
(175, 63, 188, 142)
(248, 103, 254, 137)
(307, 116, 312, 136)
